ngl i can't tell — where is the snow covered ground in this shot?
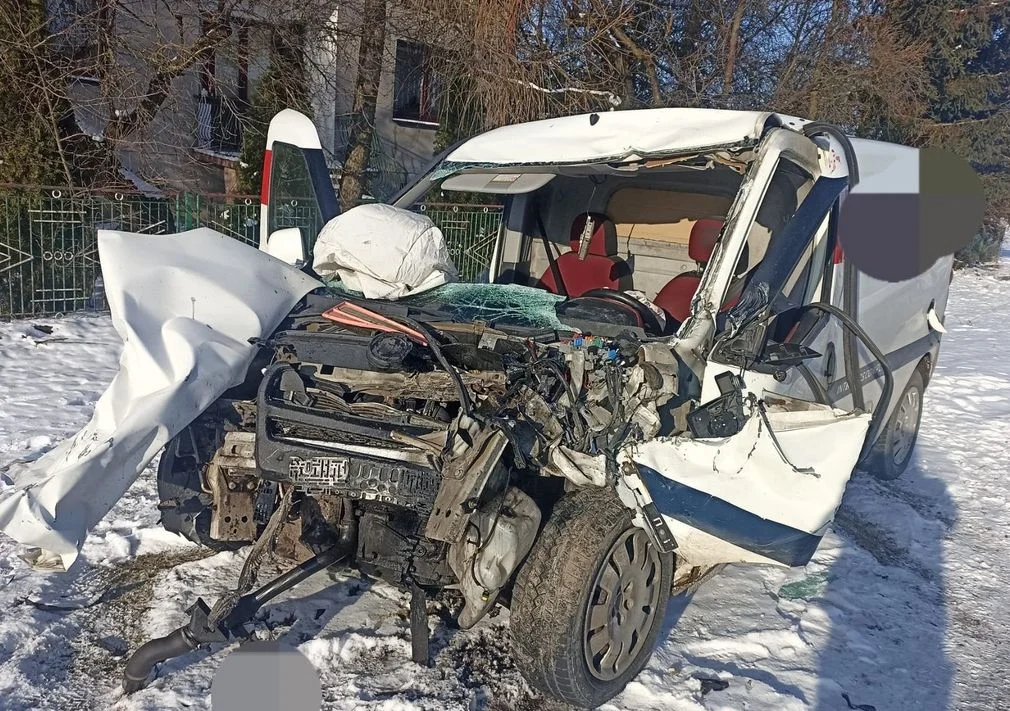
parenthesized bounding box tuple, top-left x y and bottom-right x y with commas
(1, 263, 1008, 711)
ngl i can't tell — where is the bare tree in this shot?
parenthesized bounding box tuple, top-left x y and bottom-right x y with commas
(4, 0, 1004, 235)
(0, 0, 105, 186)
(339, 0, 388, 208)
(0, 0, 348, 190)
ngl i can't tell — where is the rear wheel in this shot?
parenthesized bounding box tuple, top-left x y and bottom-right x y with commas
(510, 487, 673, 709)
(869, 368, 925, 481)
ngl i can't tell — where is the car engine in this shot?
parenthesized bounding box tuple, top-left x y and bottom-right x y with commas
(157, 292, 684, 628)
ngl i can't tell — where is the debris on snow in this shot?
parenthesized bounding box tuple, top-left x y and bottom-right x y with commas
(1, 263, 1010, 709)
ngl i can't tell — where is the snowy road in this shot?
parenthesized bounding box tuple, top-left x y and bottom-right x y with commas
(1, 265, 1007, 710)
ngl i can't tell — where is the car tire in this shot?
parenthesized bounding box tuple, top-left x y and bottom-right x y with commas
(510, 487, 674, 709)
(869, 368, 925, 481)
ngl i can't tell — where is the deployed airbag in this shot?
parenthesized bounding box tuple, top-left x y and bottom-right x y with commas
(312, 203, 458, 299)
(0, 228, 321, 571)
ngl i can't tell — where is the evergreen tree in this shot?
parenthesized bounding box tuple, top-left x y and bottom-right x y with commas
(0, 1, 99, 186)
(238, 66, 314, 195)
(886, 0, 1010, 260)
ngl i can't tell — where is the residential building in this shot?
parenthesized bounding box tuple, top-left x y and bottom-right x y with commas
(51, 0, 440, 199)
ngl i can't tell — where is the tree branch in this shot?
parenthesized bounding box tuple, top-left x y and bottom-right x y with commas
(723, 1, 747, 97)
(105, 5, 234, 141)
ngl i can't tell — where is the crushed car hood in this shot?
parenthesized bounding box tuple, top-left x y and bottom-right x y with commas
(0, 228, 320, 571)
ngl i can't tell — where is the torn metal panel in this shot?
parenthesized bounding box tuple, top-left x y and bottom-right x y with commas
(545, 446, 609, 487)
(0, 228, 321, 571)
(426, 428, 509, 543)
(621, 398, 870, 567)
(206, 432, 260, 541)
(614, 462, 676, 554)
(443, 108, 777, 166)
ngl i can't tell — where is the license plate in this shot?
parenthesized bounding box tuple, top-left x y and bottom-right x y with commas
(288, 456, 349, 488)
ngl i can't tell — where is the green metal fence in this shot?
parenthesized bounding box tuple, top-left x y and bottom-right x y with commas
(419, 203, 503, 282)
(0, 187, 268, 317)
(0, 186, 503, 318)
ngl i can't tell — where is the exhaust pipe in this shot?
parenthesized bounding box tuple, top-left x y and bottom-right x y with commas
(122, 627, 201, 693)
(122, 540, 351, 693)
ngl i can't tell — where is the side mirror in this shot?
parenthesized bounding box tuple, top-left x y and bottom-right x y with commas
(757, 341, 822, 367)
(264, 227, 305, 266)
(714, 318, 766, 364)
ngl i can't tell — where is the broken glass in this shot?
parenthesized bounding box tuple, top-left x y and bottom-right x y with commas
(404, 283, 570, 330)
(322, 280, 571, 330)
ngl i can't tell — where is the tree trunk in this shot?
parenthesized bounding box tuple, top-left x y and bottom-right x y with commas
(807, 0, 847, 117)
(104, 20, 231, 143)
(340, 0, 387, 209)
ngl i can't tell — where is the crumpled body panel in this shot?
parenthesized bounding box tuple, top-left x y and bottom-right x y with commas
(623, 402, 871, 567)
(0, 229, 320, 571)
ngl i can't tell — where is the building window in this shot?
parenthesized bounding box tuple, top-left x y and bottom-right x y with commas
(393, 40, 438, 126)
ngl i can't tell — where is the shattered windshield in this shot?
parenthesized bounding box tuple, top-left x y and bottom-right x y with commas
(323, 281, 570, 330)
(403, 283, 569, 330)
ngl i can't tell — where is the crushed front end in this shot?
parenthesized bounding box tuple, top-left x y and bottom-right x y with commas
(154, 287, 685, 637)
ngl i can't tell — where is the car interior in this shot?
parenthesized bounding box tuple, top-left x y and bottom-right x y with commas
(430, 154, 813, 336)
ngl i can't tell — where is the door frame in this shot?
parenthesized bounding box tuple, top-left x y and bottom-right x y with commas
(258, 109, 339, 253)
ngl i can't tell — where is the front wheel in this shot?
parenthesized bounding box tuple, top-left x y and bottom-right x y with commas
(510, 488, 674, 709)
(869, 368, 925, 481)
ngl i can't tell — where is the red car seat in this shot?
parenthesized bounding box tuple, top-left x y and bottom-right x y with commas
(537, 213, 632, 296)
(653, 218, 727, 323)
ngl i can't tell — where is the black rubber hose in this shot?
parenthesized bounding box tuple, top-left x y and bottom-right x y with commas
(402, 317, 477, 419)
(122, 626, 200, 693)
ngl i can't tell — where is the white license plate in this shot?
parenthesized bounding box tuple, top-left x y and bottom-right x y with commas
(288, 456, 349, 488)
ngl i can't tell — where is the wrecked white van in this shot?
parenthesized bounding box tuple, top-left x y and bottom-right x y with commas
(3, 108, 952, 709)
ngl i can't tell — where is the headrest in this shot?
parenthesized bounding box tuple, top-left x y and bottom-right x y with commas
(688, 218, 724, 263)
(569, 212, 618, 257)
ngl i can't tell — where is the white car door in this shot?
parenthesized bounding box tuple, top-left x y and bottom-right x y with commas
(259, 109, 340, 264)
(620, 128, 892, 569)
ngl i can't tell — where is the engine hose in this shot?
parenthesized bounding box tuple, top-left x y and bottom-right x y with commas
(122, 627, 200, 693)
(121, 538, 353, 694)
(403, 317, 477, 420)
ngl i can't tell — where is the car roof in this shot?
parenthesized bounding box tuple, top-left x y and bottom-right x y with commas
(849, 137, 919, 194)
(441, 108, 918, 195)
(444, 108, 815, 166)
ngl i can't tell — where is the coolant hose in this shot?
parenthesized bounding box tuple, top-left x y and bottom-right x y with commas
(122, 626, 200, 693)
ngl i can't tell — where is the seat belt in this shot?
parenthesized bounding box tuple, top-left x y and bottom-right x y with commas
(535, 210, 568, 297)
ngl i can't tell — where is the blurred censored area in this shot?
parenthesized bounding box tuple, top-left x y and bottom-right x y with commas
(212, 641, 322, 711)
(839, 148, 985, 282)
